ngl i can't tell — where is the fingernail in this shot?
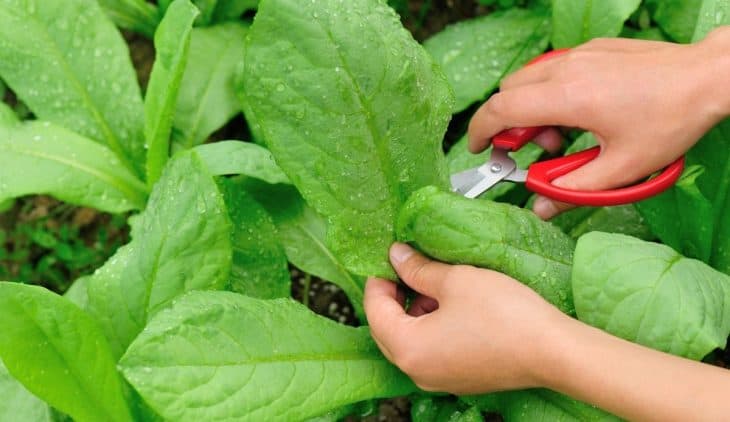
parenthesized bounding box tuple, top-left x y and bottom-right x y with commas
(390, 243, 414, 264)
(533, 197, 558, 220)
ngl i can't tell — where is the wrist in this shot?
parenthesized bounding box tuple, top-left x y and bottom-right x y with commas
(524, 311, 580, 389)
(695, 26, 730, 119)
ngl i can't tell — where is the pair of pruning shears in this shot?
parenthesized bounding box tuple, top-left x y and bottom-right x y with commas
(451, 50, 685, 207)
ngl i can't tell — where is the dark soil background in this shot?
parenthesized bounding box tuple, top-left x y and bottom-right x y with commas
(0, 1, 727, 421)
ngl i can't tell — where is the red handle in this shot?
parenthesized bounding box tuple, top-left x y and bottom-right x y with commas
(492, 49, 571, 151)
(525, 147, 686, 206)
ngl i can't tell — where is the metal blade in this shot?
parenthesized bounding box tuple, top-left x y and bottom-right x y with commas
(450, 148, 519, 198)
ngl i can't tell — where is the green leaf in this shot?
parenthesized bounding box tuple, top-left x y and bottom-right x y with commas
(620, 25, 670, 41)
(635, 165, 714, 262)
(552, 0, 642, 48)
(551, 204, 654, 240)
(120, 291, 415, 421)
(0, 283, 133, 422)
(245, 180, 366, 319)
(0, 0, 145, 176)
(635, 120, 730, 273)
(145, 0, 199, 186)
(424, 9, 550, 113)
(397, 186, 575, 315)
(97, 0, 161, 38)
(411, 396, 483, 422)
(645, 0, 702, 42)
(243, 0, 454, 278)
(86, 150, 232, 358)
(218, 179, 290, 299)
(573, 232, 730, 360)
(448, 135, 544, 201)
(0, 359, 53, 422)
(212, 0, 258, 21)
(63, 276, 89, 310)
(692, 0, 730, 41)
(489, 389, 618, 421)
(172, 23, 247, 150)
(194, 141, 289, 184)
(0, 121, 147, 213)
(0, 101, 18, 125)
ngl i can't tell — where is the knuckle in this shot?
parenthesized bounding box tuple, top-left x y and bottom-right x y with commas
(485, 92, 506, 116)
(407, 260, 433, 285)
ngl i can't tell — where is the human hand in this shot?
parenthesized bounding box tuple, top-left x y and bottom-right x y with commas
(468, 30, 730, 219)
(364, 243, 568, 394)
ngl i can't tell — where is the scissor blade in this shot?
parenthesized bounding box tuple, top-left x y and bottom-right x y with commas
(451, 148, 519, 198)
(450, 168, 483, 195)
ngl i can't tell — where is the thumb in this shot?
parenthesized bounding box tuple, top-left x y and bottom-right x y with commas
(532, 147, 639, 219)
(389, 243, 449, 299)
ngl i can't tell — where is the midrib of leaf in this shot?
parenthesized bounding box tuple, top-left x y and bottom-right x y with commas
(316, 20, 399, 216)
(298, 223, 364, 304)
(1, 142, 146, 204)
(10, 7, 137, 175)
(12, 296, 123, 422)
(136, 354, 389, 367)
(183, 35, 236, 150)
(581, 0, 594, 41)
(140, 232, 168, 319)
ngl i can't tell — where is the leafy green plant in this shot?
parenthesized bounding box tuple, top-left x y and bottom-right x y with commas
(1, 0, 729, 421)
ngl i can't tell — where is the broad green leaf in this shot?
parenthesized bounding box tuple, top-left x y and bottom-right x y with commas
(635, 166, 714, 261)
(172, 23, 247, 150)
(98, 0, 160, 38)
(448, 135, 544, 201)
(0, 359, 53, 422)
(411, 396, 483, 422)
(86, 150, 232, 358)
(0, 101, 18, 125)
(551, 204, 654, 240)
(484, 389, 618, 421)
(552, 0, 642, 48)
(243, 0, 454, 278)
(645, 0, 702, 42)
(692, 0, 730, 41)
(63, 276, 89, 310)
(635, 120, 730, 273)
(424, 9, 550, 112)
(145, 0, 199, 186)
(398, 186, 575, 314)
(218, 179, 290, 299)
(245, 180, 366, 319)
(120, 291, 415, 421)
(194, 141, 290, 184)
(0, 0, 145, 176)
(573, 232, 730, 360)
(620, 25, 670, 41)
(0, 283, 133, 422)
(0, 121, 147, 213)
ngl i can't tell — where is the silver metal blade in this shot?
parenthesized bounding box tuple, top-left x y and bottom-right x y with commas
(451, 148, 519, 198)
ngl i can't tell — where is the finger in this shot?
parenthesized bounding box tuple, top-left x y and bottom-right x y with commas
(499, 60, 557, 90)
(407, 295, 439, 317)
(389, 243, 449, 299)
(467, 83, 580, 153)
(532, 128, 563, 154)
(363, 277, 411, 360)
(533, 195, 575, 220)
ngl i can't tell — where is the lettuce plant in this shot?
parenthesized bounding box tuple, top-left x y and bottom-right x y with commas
(0, 0, 729, 421)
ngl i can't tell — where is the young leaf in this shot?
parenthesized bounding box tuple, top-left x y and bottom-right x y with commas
(245, 180, 366, 318)
(424, 9, 550, 113)
(693, 0, 730, 41)
(0, 0, 145, 176)
(0, 121, 147, 213)
(218, 179, 290, 299)
(243, 0, 454, 278)
(573, 232, 730, 360)
(172, 23, 248, 150)
(0, 283, 133, 422)
(86, 150, 232, 358)
(0, 359, 54, 422)
(448, 135, 544, 201)
(644, 0, 701, 43)
(551, 0, 642, 48)
(397, 186, 575, 315)
(120, 291, 415, 421)
(145, 0, 199, 186)
(194, 141, 289, 184)
(550, 204, 654, 240)
(97, 0, 161, 38)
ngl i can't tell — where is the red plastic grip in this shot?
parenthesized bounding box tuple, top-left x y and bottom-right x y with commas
(525, 147, 686, 206)
(491, 49, 570, 152)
